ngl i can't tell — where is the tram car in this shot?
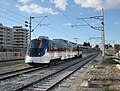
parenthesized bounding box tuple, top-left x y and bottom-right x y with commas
(25, 36, 83, 65)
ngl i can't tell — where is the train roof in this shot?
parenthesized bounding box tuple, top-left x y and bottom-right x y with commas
(53, 39, 68, 43)
(32, 36, 80, 47)
(48, 39, 76, 47)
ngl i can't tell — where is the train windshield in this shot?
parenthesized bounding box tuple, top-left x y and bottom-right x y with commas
(29, 40, 44, 49)
(27, 39, 47, 57)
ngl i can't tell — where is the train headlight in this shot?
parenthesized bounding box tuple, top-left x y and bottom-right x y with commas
(38, 53, 41, 55)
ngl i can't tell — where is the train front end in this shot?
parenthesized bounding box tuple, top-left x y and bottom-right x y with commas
(25, 37, 49, 64)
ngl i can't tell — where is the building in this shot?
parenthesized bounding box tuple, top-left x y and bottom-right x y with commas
(0, 23, 13, 51)
(12, 26, 29, 51)
(0, 24, 29, 52)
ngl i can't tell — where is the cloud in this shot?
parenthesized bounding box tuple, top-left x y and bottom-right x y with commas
(104, 0, 120, 9)
(0, 1, 9, 5)
(17, 4, 58, 15)
(114, 22, 120, 24)
(91, 22, 95, 25)
(80, 12, 83, 15)
(74, 0, 102, 10)
(63, 23, 72, 26)
(74, 0, 120, 10)
(53, 0, 68, 10)
(18, 0, 30, 3)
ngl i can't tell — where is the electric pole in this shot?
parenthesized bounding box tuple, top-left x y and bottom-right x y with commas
(102, 8, 105, 62)
(72, 8, 105, 62)
(25, 16, 34, 42)
(25, 16, 47, 42)
(29, 16, 32, 42)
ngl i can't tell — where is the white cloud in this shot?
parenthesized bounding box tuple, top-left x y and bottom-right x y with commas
(63, 23, 72, 26)
(54, 0, 68, 10)
(18, 0, 30, 3)
(115, 22, 120, 24)
(74, 0, 120, 10)
(17, 4, 58, 15)
(104, 0, 120, 9)
(91, 22, 95, 25)
(74, 0, 102, 10)
(80, 12, 83, 15)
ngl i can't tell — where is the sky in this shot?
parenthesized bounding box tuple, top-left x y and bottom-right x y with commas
(0, 0, 120, 47)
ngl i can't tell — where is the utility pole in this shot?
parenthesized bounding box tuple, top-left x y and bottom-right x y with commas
(25, 16, 34, 42)
(29, 16, 32, 42)
(101, 8, 105, 62)
(25, 16, 47, 42)
(73, 9, 105, 62)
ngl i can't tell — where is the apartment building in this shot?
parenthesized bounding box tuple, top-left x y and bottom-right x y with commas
(0, 23, 13, 51)
(12, 26, 29, 51)
(0, 24, 29, 52)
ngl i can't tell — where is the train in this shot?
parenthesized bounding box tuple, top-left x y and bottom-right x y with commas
(25, 36, 93, 65)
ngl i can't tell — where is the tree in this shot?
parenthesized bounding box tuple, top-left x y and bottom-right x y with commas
(83, 42, 91, 47)
(94, 45, 99, 48)
(83, 42, 87, 46)
(105, 44, 113, 49)
(114, 44, 120, 53)
(87, 42, 91, 47)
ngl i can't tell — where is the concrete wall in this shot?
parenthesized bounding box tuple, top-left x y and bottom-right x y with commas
(0, 52, 26, 61)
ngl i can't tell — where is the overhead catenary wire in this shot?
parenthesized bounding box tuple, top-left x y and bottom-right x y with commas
(47, 0, 92, 40)
(33, 17, 78, 42)
(80, 18, 94, 29)
(15, 0, 98, 40)
(44, 25, 77, 42)
(13, 0, 42, 23)
(64, 2, 92, 38)
(0, 6, 28, 19)
(47, 0, 75, 25)
(32, 16, 47, 32)
(75, 0, 102, 29)
(0, 14, 25, 25)
(90, 0, 101, 15)
(0, 10, 25, 23)
(0, 0, 102, 44)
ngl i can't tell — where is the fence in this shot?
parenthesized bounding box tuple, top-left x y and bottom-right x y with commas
(0, 52, 26, 61)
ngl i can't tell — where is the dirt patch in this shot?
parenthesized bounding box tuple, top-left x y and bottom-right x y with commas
(68, 57, 120, 91)
(78, 58, 120, 91)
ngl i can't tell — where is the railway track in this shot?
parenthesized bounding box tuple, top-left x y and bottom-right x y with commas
(0, 58, 69, 80)
(0, 65, 48, 81)
(22, 54, 98, 91)
(0, 53, 98, 91)
(0, 66, 34, 76)
(0, 59, 24, 68)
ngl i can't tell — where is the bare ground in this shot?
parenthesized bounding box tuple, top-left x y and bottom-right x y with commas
(68, 54, 120, 91)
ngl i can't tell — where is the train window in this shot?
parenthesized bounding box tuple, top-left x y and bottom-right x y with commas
(51, 43, 54, 51)
(48, 42, 53, 51)
(47, 43, 50, 52)
(47, 42, 54, 52)
(53, 44, 58, 51)
(29, 40, 45, 49)
(58, 44, 64, 51)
